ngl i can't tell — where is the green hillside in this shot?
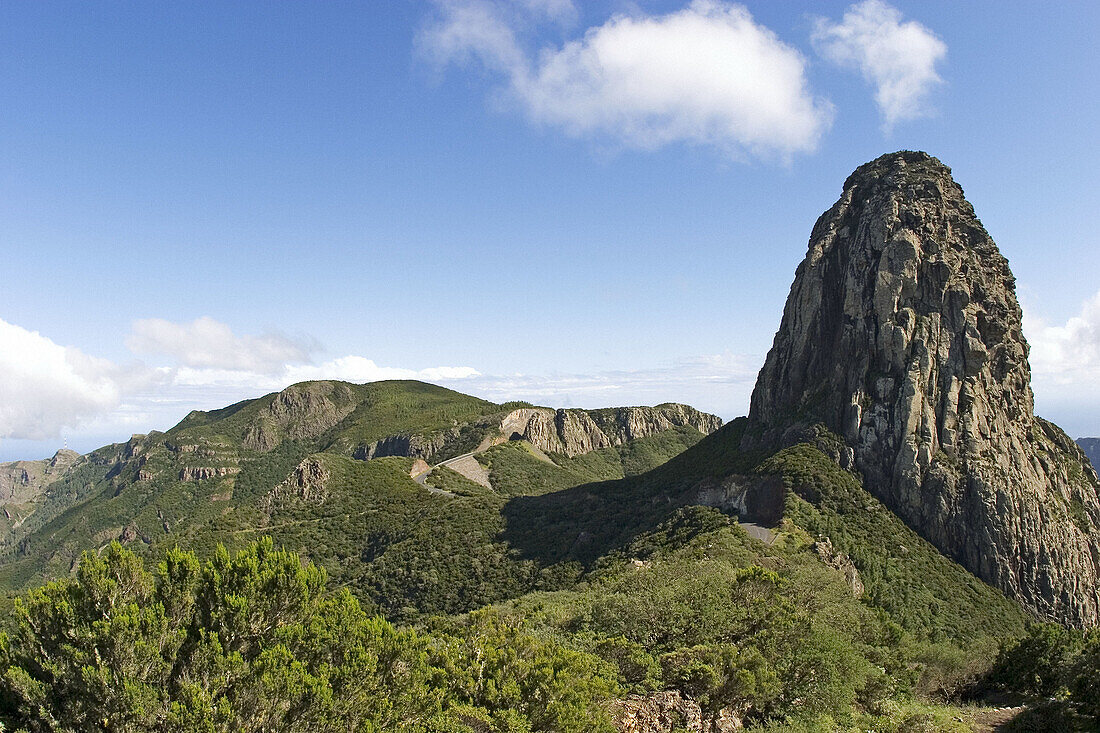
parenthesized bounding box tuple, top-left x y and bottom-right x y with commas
(0, 380, 1072, 731)
(0, 381, 715, 618)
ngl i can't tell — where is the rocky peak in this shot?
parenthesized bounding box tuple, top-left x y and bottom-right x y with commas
(243, 381, 356, 452)
(747, 151, 1100, 626)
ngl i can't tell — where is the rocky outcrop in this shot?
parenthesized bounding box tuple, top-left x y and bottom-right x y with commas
(243, 381, 357, 452)
(264, 457, 330, 506)
(178, 466, 240, 482)
(353, 432, 450, 461)
(505, 405, 722, 458)
(0, 449, 81, 504)
(694, 474, 786, 527)
(349, 404, 721, 465)
(814, 537, 865, 598)
(747, 151, 1100, 625)
(611, 690, 742, 732)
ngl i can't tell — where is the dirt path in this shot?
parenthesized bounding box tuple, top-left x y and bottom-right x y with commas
(969, 706, 1025, 732)
(739, 521, 776, 545)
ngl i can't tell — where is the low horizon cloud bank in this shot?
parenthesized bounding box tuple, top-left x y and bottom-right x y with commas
(9, 286, 1100, 462)
(0, 315, 759, 461)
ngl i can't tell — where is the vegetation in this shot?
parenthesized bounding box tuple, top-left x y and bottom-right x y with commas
(986, 624, 1100, 730)
(0, 541, 614, 732)
(0, 382, 1086, 730)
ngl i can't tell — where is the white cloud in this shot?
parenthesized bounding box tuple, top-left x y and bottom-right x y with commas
(127, 316, 315, 374)
(812, 0, 946, 128)
(0, 311, 759, 458)
(0, 315, 482, 450)
(422, 0, 833, 159)
(0, 318, 126, 440)
(1023, 291, 1100, 437)
(1025, 291, 1100, 386)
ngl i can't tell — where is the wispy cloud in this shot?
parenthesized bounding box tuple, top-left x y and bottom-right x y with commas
(421, 0, 833, 159)
(127, 316, 317, 374)
(812, 0, 946, 129)
(450, 352, 759, 418)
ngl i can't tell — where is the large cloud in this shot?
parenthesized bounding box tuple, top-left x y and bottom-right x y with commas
(812, 0, 946, 128)
(422, 0, 833, 158)
(0, 319, 127, 440)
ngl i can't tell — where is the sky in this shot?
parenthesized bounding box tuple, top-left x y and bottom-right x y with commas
(1, 1, 1099, 461)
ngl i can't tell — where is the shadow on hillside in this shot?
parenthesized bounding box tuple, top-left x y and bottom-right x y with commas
(498, 419, 783, 567)
(499, 474, 691, 567)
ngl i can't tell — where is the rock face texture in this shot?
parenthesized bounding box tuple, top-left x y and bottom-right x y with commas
(506, 405, 722, 458)
(611, 690, 742, 733)
(264, 457, 330, 507)
(0, 449, 80, 504)
(353, 432, 452, 462)
(747, 151, 1100, 626)
(243, 382, 357, 452)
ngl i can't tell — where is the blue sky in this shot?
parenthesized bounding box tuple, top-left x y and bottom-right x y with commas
(2, 1, 1099, 460)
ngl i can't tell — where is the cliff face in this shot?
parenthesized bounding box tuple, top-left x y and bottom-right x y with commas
(747, 151, 1100, 626)
(506, 405, 722, 458)
(243, 381, 357, 452)
(0, 449, 80, 506)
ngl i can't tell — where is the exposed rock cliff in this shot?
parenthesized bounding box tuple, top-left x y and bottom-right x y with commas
(243, 381, 357, 451)
(747, 151, 1100, 625)
(611, 690, 742, 732)
(353, 431, 452, 461)
(263, 457, 330, 508)
(506, 405, 722, 458)
(0, 449, 80, 505)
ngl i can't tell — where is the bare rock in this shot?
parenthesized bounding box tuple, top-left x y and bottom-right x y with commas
(353, 432, 450, 461)
(178, 466, 240, 482)
(505, 405, 722, 458)
(611, 690, 742, 732)
(814, 537, 865, 598)
(243, 381, 356, 452)
(264, 457, 330, 507)
(747, 151, 1100, 626)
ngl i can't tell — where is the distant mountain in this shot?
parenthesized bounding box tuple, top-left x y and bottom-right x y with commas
(0, 379, 721, 617)
(0, 449, 79, 545)
(1078, 438, 1100, 471)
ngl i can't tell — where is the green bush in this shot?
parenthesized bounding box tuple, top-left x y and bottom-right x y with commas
(0, 538, 438, 732)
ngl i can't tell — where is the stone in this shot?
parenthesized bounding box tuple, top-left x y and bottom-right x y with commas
(243, 381, 357, 452)
(747, 151, 1100, 626)
(505, 405, 722, 458)
(264, 457, 330, 507)
(611, 690, 742, 732)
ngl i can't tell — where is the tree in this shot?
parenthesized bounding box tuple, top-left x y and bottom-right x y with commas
(0, 539, 439, 732)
